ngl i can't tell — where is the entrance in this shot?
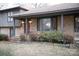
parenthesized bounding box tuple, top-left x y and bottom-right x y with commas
(10, 27, 14, 37)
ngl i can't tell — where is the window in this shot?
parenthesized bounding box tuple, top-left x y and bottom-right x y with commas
(75, 16, 79, 32)
(7, 12, 13, 22)
(38, 17, 57, 31)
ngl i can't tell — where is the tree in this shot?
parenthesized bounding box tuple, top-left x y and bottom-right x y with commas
(13, 3, 48, 9)
(0, 3, 8, 9)
(31, 3, 48, 8)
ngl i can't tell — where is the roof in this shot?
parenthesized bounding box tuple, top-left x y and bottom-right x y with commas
(0, 6, 28, 12)
(11, 3, 79, 17)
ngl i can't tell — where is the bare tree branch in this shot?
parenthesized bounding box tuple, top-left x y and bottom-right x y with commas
(0, 3, 8, 9)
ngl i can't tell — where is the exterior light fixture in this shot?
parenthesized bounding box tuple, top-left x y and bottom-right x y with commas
(21, 21, 24, 24)
(29, 20, 32, 24)
(76, 17, 79, 22)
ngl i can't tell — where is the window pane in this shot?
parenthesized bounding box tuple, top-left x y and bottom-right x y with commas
(40, 18, 51, 31)
(75, 17, 79, 32)
(7, 12, 13, 22)
(43, 18, 51, 31)
(38, 17, 57, 31)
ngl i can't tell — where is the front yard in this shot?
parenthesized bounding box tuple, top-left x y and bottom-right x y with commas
(0, 41, 79, 56)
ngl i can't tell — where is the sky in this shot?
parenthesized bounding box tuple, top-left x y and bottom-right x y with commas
(0, 0, 79, 5)
(0, 0, 79, 9)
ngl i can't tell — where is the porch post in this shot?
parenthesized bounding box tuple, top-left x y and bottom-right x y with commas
(61, 14, 64, 32)
(13, 18, 16, 36)
(27, 18, 30, 33)
(61, 14, 65, 44)
(24, 19, 27, 34)
(24, 20, 26, 34)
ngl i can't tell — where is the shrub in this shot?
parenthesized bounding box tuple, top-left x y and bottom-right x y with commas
(0, 34, 9, 41)
(20, 34, 31, 41)
(29, 32, 40, 41)
(39, 31, 63, 43)
(39, 32, 52, 42)
(64, 34, 73, 44)
(20, 34, 25, 41)
(20, 34, 26, 41)
(19, 31, 73, 44)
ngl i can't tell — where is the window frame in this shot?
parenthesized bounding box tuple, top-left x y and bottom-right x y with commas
(37, 16, 57, 31)
(74, 16, 79, 32)
(7, 11, 13, 22)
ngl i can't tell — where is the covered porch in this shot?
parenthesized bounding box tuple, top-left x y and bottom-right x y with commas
(12, 14, 65, 37)
(12, 14, 75, 39)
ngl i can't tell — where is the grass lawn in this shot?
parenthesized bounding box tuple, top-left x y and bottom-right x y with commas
(0, 41, 79, 56)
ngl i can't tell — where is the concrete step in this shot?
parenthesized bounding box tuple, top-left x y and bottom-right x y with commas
(74, 38, 79, 47)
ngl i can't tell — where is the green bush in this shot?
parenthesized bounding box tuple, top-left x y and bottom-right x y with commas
(39, 31, 63, 43)
(19, 31, 73, 44)
(20, 31, 63, 43)
(0, 34, 9, 41)
(39, 32, 51, 42)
